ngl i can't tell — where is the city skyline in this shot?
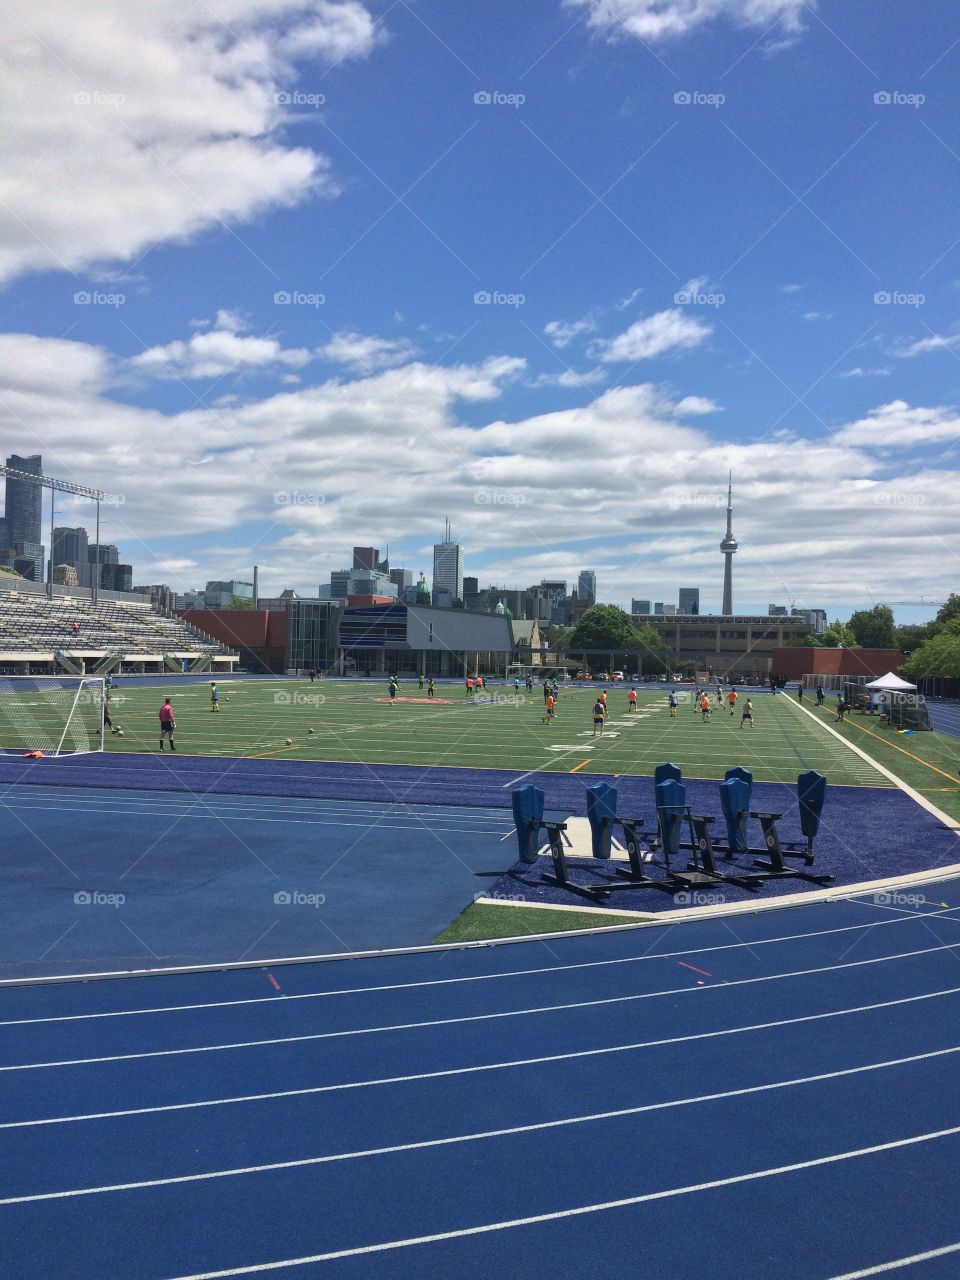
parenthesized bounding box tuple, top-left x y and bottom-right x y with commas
(0, 462, 931, 624)
(0, 3, 956, 623)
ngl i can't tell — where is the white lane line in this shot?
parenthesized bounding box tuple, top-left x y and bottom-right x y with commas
(7, 984, 959, 1131)
(0, 802, 510, 835)
(163, 1124, 960, 1277)
(825, 1242, 960, 1279)
(5, 941, 960, 1074)
(4, 908, 954, 1030)
(4, 1044, 959, 1207)
(0, 790, 513, 820)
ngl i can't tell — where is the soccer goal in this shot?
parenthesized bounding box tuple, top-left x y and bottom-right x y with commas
(0, 676, 105, 756)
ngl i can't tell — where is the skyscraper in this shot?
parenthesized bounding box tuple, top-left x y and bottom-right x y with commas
(53, 527, 88, 565)
(53, 526, 91, 587)
(577, 570, 596, 603)
(631, 599, 651, 615)
(353, 547, 381, 571)
(4, 453, 44, 581)
(720, 472, 737, 615)
(678, 587, 700, 614)
(432, 519, 464, 603)
(5, 454, 42, 549)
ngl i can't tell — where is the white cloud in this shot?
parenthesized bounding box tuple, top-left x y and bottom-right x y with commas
(320, 332, 421, 373)
(212, 309, 251, 335)
(834, 401, 960, 449)
(1, 331, 956, 608)
(615, 288, 644, 310)
(131, 325, 312, 380)
(0, 1, 379, 283)
(528, 368, 607, 389)
(679, 276, 709, 298)
(782, 283, 804, 293)
(0, 333, 110, 394)
(839, 367, 890, 379)
(543, 317, 597, 348)
(896, 334, 960, 358)
(802, 311, 832, 322)
(566, 0, 809, 43)
(673, 394, 720, 415)
(590, 308, 711, 362)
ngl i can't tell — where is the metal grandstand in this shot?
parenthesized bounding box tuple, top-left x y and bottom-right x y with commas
(0, 584, 238, 675)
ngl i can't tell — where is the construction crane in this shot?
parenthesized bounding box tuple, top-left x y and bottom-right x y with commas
(883, 598, 944, 607)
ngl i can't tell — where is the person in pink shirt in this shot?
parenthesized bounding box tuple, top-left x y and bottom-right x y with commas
(159, 698, 176, 751)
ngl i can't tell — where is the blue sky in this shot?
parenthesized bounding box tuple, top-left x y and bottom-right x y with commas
(1, 0, 958, 621)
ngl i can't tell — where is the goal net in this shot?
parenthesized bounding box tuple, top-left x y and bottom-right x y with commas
(0, 676, 105, 756)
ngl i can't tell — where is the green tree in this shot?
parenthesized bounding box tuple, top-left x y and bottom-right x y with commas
(539, 622, 571, 649)
(227, 595, 254, 610)
(895, 623, 934, 658)
(568, 605, 644, 652)
(934, 594, 960, 629)
(566, 606, 669, 670)
(822, 619, 859, 648)
(903, 619, 960, 680)
(847, 605, 896, 649)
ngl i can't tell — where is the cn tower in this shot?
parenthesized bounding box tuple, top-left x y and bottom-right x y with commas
(720, 471, 737, 615)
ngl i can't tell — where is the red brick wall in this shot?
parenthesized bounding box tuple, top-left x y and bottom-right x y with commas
(177, 609, 288, 672)
(772, 647, 902, 680)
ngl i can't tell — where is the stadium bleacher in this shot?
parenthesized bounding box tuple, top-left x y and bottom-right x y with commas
(0, 588, 237, 673)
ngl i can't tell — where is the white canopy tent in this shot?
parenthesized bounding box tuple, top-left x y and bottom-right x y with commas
(864, 671, 917, 692)
(860, 670, 930, 729)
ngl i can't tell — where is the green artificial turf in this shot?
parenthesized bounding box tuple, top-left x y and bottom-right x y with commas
(85, 678, 905, 787)
(801, 700, 960, 824)
(9, 680, 960, 816)
(433, 901, 649, 943)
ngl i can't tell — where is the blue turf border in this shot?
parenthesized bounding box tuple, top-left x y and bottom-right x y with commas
(0, 754, 956, 910)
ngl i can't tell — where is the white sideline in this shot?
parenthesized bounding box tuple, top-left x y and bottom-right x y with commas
(478, 865, 960, 925)
(786, 696, 960, 832)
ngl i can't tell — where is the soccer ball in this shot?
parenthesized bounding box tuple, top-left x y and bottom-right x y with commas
(285, 738, 293, 746)
(116, 729, 124, 737)
(308, 728, 314, 734)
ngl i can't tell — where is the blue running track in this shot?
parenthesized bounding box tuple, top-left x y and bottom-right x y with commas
(0, 786, 517, 979)
(927, 699, 960, 740)
(3, 882, 960, 1279)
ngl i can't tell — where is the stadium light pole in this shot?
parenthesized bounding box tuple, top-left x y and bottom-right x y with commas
(0, 465, 104, 602)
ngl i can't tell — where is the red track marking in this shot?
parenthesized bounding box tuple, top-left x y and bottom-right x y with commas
(265, 972, 281, 992)
(677, 961, 712, 977)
